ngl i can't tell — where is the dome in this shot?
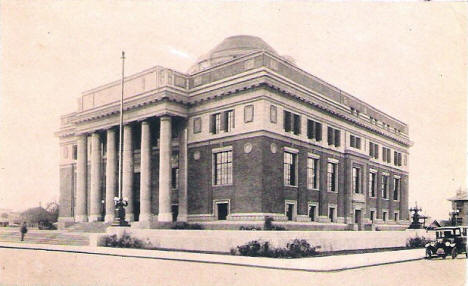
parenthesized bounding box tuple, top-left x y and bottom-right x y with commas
(188, 35, 278, 74)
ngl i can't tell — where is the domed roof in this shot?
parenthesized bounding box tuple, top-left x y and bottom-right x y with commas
(188, 35, 278, 74)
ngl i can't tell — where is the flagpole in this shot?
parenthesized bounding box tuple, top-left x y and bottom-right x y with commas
(118, 51, 125, 201)
(114, 51, 129, 226)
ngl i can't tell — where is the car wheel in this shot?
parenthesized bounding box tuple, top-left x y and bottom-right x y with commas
(451, 248, 458, 259)
(425, 249, 433, 259)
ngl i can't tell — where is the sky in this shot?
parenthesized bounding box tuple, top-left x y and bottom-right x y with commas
(0, 1, 466, 220)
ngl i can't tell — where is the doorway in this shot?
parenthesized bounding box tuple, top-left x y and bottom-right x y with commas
(354, 209, 362, 230)
(286, 203, 294, 221)
(171, 205, 179, 222)
(216, 203, 229, 220)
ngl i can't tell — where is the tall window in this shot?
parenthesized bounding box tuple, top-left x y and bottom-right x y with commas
(382, 147, 391, 163)
(307, 157, 319, 189)
(327, 127, 341, 147)
(284, 152, 297, 186)
(394, 151, 402, 167)
(327, 162, 337, 192)
(369, 142, 379, 159)
(382, 211, 388, 222)
(393, 177, 400, 200)
(382, 175, 389, 199)
(213, 150, 233, 185)
(171, 153, 179, 189)
(369, 172, 376, 197)
(352, 167, 361, 194)
(283, 111, 301, 135)
(210, 110, 234, 134)
(350, 135, 361, 149)
(307, 119, 322, 141)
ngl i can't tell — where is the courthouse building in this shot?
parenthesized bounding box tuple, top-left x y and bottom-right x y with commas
(57, 35, 411, 229)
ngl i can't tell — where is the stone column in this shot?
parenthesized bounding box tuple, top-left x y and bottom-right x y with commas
(123, 124, 134, 222)
(158, 116, 172, 222)
(75, 134, 88, 222)
(139, 120, 152, 224)
(177, 120, 188, 222)
(104, 129, 117, 223)
(89, 132, 102, 222)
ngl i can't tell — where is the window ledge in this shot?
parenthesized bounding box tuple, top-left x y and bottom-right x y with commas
(284, 184, 298, 188)
(213, 184, 233, 188)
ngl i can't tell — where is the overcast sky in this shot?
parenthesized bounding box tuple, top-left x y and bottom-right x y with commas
(1, 1, 466, 220)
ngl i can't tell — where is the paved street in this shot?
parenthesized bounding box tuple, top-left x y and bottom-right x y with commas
(0, 246, 465, 286)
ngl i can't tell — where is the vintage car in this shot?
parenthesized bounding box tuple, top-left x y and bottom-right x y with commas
(425, 226, 467, 259)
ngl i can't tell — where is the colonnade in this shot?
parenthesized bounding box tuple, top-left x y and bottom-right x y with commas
(74, 115, 186, 224)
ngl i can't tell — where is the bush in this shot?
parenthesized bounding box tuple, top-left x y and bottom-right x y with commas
(170, 222, 203, 230)
(406, 236, 431, 248)
(239, 226, 261, 231)
(231, 239, 320, 258)
(103, 232, 150, 249)
(263, 217, 286, 231)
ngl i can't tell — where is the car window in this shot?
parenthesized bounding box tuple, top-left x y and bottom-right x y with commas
(463, 228, 467, 236)
(454, 229, 461, 236)
(444, 231, 453, 237)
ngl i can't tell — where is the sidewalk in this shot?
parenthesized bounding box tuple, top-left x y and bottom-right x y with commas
(0, 241, 425, 272)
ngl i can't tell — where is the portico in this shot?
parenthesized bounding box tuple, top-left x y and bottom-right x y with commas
(72, 102, 188, 225)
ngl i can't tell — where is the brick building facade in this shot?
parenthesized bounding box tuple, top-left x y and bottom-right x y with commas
(57, 35, 411, 229)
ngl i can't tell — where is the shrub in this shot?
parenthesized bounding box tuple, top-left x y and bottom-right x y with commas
(406, 236, 431, 248)
(263, 217, 286, 231)
(239, 226, 261, 231)
(231, 239, 320, 258)
(103, 232, 150, 249)
(170, 222, 204, 230)
(264, 216, 274, 230)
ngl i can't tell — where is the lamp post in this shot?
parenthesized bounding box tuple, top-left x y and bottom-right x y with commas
(112, 51, 129, 227)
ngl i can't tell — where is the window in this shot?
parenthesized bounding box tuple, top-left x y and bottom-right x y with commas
(283, 111, 301, 135)
(394, 212, 399, 221)
(244, 105, 254, 123)
(369, 172, 376, 197)
(284, 152, 297, 186)
(370, 210, 375, 222)
(193, 117, 202, 134)
(72, 145, 77, 160)
(210, 110, 234, 134)
(307, 157, 319, 189)
(171, 153, 179, 189)
(394, 151, 402, 166)
(307, 119, 322, 141)
(382, 147, 391, 163)
(393, 177, 400, 200)
(382, 175, 389, 199)
(352, 167, 361, 194)
(327, 162, 337, 192)
(327, 127, 341, 147)
(213, 150, 233, 185)
(328, 206, 336, 222)
(369, 142, 379, 159)
(270, 105, 277, 123)
(350, 135, 361, 149)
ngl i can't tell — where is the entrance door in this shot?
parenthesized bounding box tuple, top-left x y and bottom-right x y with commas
(354, 209, 362, 230)
(308, 205, 316, 221)
(171, 205, 179, 222)
(286, 203, 294, 221)
(133, 172, 140, 222)
(217, 203, 228, 220)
